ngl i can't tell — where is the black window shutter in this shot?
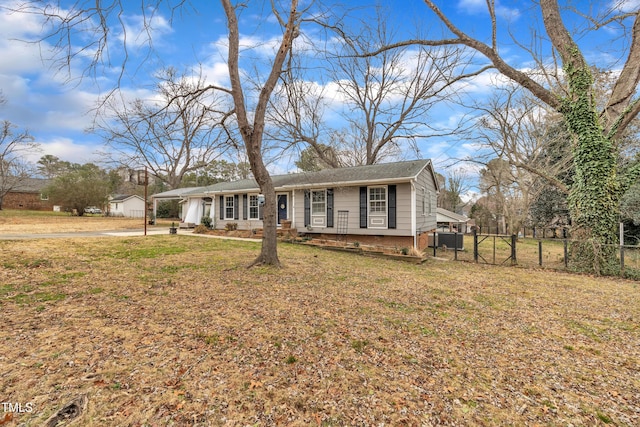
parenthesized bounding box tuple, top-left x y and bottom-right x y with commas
(359, 187, 367, 228)
(326, 188, 334, 228)
(388, 185, 396, 229)
(304, 190, 310, 227)
(219, 195, 224, 220)
(242, 194, 248, 220)
(234, 195, 239, 220)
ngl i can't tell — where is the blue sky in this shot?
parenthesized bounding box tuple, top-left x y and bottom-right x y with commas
(0, 0, 637, 188)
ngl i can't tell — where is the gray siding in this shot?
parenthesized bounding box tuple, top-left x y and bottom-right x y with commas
(188, 160, 439, 240)
(293, 183, 414, 236)
(212, 191, 292, 231)
(415, 164, 438, 233)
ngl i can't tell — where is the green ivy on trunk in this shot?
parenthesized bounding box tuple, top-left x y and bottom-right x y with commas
(562, 61, 620, 274)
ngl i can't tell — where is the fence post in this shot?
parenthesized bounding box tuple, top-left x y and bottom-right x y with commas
(433, 232, 437, 258)
(620, 222, 625, 274)
(564, 239, 568, 268)
(538, 240, 543, 266)
(474, 229, 478, 263)
(511, 234, 517, 266)
(454, 232, 458, 261)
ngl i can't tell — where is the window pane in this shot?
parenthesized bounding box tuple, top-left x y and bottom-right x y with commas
(369, 187, 386, 213)
(311, 190, 326, 215)
(225, 196, 234, 218)
(249, 195, 259, 219)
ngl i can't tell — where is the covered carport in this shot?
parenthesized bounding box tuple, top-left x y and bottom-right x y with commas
(150, 187, 205, 222)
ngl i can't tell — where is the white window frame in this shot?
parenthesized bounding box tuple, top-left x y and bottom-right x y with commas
(422, 187, 426, 216)
(368, 186, 387, 229)
(224, 195, 235, 220)
(248, 194, 260, 220)
(311, 189, 326, 226)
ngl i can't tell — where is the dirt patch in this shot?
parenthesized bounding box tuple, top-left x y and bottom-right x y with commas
(1, 233, 638, 426)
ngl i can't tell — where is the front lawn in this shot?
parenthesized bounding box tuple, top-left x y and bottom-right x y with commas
(1, 236, 638, 426)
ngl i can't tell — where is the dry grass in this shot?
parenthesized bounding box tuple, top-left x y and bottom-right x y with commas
(1, 227, 639, 426)
(0, 210, 155, 234)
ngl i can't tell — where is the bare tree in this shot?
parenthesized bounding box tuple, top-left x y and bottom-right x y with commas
(271, 7, 488, 167)
(17, 0, 309, 266)
(222, 0, 306, 267)
(372, 1, 640, 273)
(478, 158, 535, 235)
(438, 168, 471, 213)
(473, 82, 572, 195)
(0, 95, 40, 210)
(92, 68, 234, 189)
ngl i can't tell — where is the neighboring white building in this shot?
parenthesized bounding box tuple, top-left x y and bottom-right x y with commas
(108, 194, 146, 218)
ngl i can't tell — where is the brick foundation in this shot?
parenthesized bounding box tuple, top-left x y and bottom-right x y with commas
(306, 233, 413, 250)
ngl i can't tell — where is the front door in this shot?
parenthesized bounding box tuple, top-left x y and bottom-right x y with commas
(277, 194, 288, 225)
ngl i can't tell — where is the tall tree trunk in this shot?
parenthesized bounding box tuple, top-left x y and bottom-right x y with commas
(222, 0, 299, 267)
(562, 66, 620, 273)
(247, 143, 280, 267)
(542, 0, 621, 273)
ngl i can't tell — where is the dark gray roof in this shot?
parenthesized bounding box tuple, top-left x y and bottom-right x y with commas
(110, 194, 143, 202)
(150, 187, 206, 199)
(0, 177, 50, 193)
(200, 159, 433, 194)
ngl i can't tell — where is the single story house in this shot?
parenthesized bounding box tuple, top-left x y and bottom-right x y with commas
(164, 159, 439, 250)
(0, 177, 53, 211)
(108, 194, 146, 218)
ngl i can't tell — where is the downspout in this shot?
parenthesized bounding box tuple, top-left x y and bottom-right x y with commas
(411, 181, 417, 249)
(291, 190, 295, 228)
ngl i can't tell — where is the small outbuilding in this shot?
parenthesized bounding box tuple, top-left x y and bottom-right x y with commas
(108, 194, 146, 218)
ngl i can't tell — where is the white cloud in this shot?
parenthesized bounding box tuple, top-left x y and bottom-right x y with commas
(115, 10, 173, 49)
(457, 0, 520, 21)
(26, 136, 105, 164)
(611, 0, 640, 12)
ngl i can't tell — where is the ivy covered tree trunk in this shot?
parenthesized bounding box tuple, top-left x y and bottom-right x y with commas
(562, 67, 620, 273)
(548, 15, 623, 273)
